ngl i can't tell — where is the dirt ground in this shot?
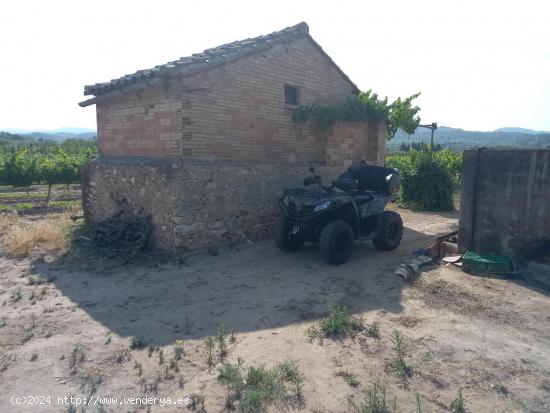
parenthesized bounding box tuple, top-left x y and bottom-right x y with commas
(1, 208, 549, 412)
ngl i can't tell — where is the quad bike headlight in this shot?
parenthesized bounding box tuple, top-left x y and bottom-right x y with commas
(314, 201, 332, 212)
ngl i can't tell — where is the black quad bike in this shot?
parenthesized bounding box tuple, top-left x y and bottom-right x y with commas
(275, 164, 404, 264)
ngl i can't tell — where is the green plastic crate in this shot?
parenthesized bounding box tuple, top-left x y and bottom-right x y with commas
(462, 251, 512, 274)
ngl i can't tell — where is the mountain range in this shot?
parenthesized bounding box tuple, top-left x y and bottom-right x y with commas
(1, 126, 550, 150)
(389, 126, 550, 151)
(1, 127, 96, 142)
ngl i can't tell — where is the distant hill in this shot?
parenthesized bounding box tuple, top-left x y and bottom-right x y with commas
(1, 128, 96, 142)
(0, 131, 97, 150)
(494, 127, 550, 134)
(0, 131, 39, 147)
(388, 126, 550, 151)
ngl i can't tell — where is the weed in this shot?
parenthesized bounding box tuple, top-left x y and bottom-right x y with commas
(145, 376, 160, 393)
(148, 344, 154, 357)
(5, 216, 71, 257)
(415, 392, 422, 413)
(229, 329, 237, 344)
(164, 366, 175, 381)
(389, 330, 412, 382)
(218, 360, 305, 412)
(225, 392, 235, 411)
(174, 339, 184, 361)
(134, 361, 144, 382)
(27, 274, 53, 285)
(306, 301, 365, 342)
(277, 360, 306, 399)
(159, 350, 164, 365)
(69, 345, 85, 373)
(169, 358, 179, 372)
(130, 335, 147, 349)
(364, 321, 380, 338)
(204, 337, 215, 371)
(30, 352, 38, 362)
(115, 349, 131, 364)
(187, 393, 206, 411)
(66, 393, 77, 413)
(21, 330, 34, 343)
(134, 360, 142, 372)
(348, 380, 397, 413)
(336, 371, 360, 388)
(82, 375, 102, 398)
(104, 334, 111, 345)
(217, 327, 228, 362)
(494, 381, 508, 395)
(10, 286, 22, 303)
(178, 374, 185, 389)
(0, 316, 5, 327)
(450, 388, 466, 413)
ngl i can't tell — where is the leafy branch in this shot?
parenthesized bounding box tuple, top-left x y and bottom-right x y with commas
(292, 90, 421, 139)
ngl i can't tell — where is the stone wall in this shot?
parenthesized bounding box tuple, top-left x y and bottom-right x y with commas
(459, 149, 550, 256)
(94, 37, 381, 163)
(82, 158, 345, 251)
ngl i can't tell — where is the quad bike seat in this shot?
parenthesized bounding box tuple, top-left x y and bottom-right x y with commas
(351, 192, 373, 206)
(338, 164, 400, 194)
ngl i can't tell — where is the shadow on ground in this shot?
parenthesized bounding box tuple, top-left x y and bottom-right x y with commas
(36, 224, 451, 346)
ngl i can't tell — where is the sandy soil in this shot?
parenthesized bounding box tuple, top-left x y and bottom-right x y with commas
(1, 208, 549, 412)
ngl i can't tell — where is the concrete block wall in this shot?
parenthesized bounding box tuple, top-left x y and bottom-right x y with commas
(459, 149, 550, 256)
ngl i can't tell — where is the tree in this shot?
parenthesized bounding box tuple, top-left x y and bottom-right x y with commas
(35, 154, 63, 204)
(3, 149, 38, 192)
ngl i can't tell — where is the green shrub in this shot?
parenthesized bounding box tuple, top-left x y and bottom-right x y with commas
(387, 151, 455, 211)
(400, 157, 454, 211)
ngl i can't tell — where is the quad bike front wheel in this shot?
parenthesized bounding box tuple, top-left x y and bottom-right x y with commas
(319, 220, 354, 265)
(275, 217, 305, 252)
(373, 211, 404, 251)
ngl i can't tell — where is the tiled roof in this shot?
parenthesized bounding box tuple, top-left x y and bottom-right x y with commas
(83, 22, 357, 97)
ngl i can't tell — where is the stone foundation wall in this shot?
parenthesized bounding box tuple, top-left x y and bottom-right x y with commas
(82, 158, 344, 251)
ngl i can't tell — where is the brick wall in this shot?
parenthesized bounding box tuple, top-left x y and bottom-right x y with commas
(96, 88, 182, 157)
(95, 37, 385, 165)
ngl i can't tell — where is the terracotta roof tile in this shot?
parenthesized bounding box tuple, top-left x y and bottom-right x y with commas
(84, 22, 314, 96)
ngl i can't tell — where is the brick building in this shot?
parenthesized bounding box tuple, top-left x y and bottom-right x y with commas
(80, 22, 387, 250)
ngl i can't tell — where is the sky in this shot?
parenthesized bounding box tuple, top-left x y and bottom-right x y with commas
(0, 0, 549, 132)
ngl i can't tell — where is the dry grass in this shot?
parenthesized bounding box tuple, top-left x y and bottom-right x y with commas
(0, 213, 73, 257)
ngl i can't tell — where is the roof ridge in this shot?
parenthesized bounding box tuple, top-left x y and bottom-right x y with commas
(82, 21, 358, 100)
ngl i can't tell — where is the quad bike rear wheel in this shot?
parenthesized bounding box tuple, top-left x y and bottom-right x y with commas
(320, 220, 354, 265)
(373, 211, 403, 251)
(275, 217, 305, 252)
